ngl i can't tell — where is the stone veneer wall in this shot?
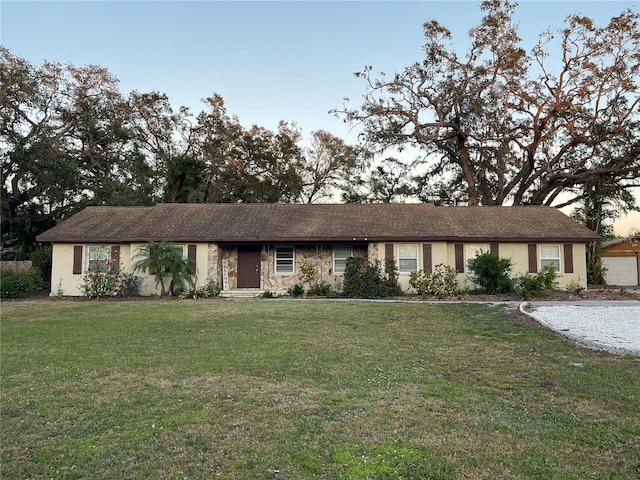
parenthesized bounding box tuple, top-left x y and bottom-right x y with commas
(206, 243, 221, 288)
(212, 244, 370, 293)
(262, 245, 369, 293)
(220, 246, 238, 289)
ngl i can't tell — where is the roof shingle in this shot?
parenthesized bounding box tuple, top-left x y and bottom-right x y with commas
(36, 203, 600, 243)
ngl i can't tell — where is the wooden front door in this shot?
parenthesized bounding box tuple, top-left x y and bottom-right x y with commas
(237, 247, 261, 288)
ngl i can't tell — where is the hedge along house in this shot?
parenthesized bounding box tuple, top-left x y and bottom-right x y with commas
(36, 203, 600, 296)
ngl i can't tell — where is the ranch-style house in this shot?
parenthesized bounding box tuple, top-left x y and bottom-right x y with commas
(36, 203, 600, 296)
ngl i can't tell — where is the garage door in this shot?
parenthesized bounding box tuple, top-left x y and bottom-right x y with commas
(601, 256, 638, 286)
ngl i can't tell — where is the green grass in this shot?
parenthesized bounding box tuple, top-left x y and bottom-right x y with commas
(1, 299, 639, 479)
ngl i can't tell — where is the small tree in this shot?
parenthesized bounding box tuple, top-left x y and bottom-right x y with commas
(466, 251, 514, 294)
(132, 242, 196, 296)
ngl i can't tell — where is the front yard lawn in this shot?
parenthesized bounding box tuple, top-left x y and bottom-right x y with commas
(1, 299, 639, 479)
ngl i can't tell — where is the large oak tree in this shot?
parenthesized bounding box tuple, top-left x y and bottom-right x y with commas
(335, 0, 640, 208)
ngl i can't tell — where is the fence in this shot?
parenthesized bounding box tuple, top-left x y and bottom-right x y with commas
(0, 260, 33, 273)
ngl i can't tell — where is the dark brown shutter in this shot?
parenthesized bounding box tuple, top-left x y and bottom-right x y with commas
(564, 244, 573, 274)
(490, 243, 499, 257)
(73, 246, 83, 274)
(455, 244, 464, 273)
(110, 246, 120, 274)
(188, 244, 197, 263)
(528, 244, 537, 273)
(384, 244, 394, 273)
(422, 244, 432, 272)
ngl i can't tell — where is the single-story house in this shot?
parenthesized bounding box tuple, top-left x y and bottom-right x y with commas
(601, 236, 640, 286)
(36, 203, 600, 296)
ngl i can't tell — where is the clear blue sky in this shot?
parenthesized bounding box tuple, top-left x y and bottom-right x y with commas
(3, 1, 634, 138)
(2, 1, 638, 233)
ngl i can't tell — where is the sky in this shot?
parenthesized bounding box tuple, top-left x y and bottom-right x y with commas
(1, 0, 638, 235)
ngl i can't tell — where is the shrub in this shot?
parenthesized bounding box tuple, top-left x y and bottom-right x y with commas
(80, 268, 144, 299)
(80, 271, 121, 298)
(307, 282, 332, 297)
(342, 256, 403, 298)
(203, 281, 221, 297)
(566, 278, 585, 295)
(409, 264, 460, 298)
(179, 286, 211, 299)
(299, 262, 317, 287)
(466, 251, 513, 294)
(179, 282, 220, 299)
(0, 267, 41, 299)
(287, 283, 305, 298)
(513, 265, 559, 299)
(117, 273, 144, 297)
(30, 245, 52, 288)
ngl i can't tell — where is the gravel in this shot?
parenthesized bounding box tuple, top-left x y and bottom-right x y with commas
(521, 301, 640, 356)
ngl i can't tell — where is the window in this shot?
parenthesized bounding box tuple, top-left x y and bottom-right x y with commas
(275, 246, 294, 273)
(398, 244, 418, 273)
(333, 247, 352, 273)
(540, 245, 561, 271)
(87, 246, 110, 273)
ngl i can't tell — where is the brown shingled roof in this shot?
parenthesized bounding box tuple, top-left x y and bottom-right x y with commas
(36, 203, 600, 244)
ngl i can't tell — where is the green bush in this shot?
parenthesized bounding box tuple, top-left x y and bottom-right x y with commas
(179, 286, 211, 299)
(287, 283, 305, 298)
(307, 282, 332, 297)
(80, 269, 144, 299)
(342, 256, 403, 298)
(117, 273, 144, 297)
(514, 265, 559, 299)
(466, 251, 513, 294)
(0, 267, 41, 299)
(409, 264, 460, 298)
(30, 245, 52, 288)
(80, 271, 120, 298)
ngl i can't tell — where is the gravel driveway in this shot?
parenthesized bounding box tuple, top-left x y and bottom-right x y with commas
(522, 301, 640, 356)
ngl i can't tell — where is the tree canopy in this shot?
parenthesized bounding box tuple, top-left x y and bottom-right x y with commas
(335, 0, 640, 208)
(0, 48, 363, 258)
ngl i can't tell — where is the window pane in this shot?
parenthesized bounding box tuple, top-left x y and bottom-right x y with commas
(398, 244, 418, 272)
(541, 259, 560, 270)
(399, 258, 418, 271)
(540, 246, 560, 258)
(333, 247, 352, 273)
(275, 247, 294, 273)
(540, 245, 560, 271)
(88, 246, 109, 273)
(398, 244, 417, 257)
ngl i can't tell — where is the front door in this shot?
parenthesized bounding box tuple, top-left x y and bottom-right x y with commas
(237, 247, 261, 288)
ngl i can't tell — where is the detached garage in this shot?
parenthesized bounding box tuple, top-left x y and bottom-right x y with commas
(601, 237, 640, 286)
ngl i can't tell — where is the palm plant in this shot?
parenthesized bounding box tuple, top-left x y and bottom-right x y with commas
(132, 242, 197, 296)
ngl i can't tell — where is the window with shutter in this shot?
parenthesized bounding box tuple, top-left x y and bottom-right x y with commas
(422, 244, 432, 272)
(455, 244, 464, 273)
(564, 244, 573, 273)
(73, 246, 83, 274)
(528, 244, 538, 273)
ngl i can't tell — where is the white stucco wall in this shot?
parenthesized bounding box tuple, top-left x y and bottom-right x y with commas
(49, 240, 589, 296)
(374, 241, 588, 291)
(50, 242, 210, 296)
